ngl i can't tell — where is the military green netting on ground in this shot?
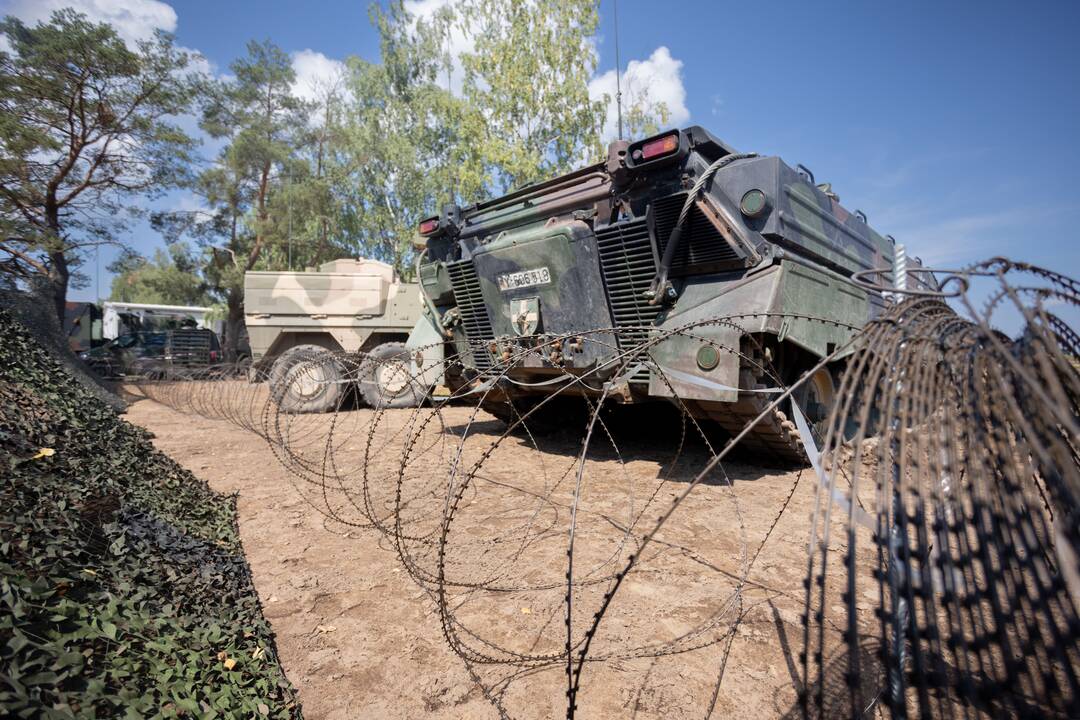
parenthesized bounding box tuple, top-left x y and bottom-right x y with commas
(0, 308, 302, 719)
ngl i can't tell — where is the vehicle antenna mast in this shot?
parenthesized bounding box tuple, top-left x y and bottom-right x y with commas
(445, 21, 454, 204)
(614, 0, 624, 140)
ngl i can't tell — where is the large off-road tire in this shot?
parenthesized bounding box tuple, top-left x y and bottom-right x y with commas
(269, 344, 344, 414)
(358, 342, 425, 409)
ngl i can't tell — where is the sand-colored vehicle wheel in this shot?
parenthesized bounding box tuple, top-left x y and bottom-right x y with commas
(358, 342, 424, 409)
(269, 344, 344, 414)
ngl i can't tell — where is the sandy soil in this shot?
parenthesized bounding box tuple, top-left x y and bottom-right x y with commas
(123, 393, 876, 719)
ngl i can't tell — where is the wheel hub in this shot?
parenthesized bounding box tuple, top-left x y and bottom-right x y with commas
(291, 364, 326, 398)
(802, 368, 836, 440)
(376, 360, 410, 396)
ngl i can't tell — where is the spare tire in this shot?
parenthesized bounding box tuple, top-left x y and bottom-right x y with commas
(358, 342, 425, 409)
(269, 344, 344, 414)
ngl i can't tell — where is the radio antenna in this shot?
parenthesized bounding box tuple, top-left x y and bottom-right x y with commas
(613, 0, 624, 140)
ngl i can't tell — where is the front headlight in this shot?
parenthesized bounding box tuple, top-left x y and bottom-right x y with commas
(739, 189, 768, 218)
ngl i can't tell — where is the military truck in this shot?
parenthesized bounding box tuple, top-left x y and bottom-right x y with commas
(407, 126, 913, 462)
(245, 258, 424, 413)
(81, 328, 220, 378)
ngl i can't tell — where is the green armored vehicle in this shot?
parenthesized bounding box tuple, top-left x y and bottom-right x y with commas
(408, 127, 909, 461)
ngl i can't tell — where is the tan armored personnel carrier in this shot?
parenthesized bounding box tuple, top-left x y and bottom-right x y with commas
(244, 258, 423, 412)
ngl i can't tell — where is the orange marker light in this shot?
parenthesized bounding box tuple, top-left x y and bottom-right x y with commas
(640, 133, 679, 161)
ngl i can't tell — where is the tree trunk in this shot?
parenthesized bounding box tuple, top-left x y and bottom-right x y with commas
(47, 250, 69, 325)
(248, 160, 271, 270)
(316, 122, 328, 260)
(44, 199, 69, 324)
(224, 288, 245, 362)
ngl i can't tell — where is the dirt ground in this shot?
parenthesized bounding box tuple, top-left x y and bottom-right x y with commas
(123, 393, 875, 719)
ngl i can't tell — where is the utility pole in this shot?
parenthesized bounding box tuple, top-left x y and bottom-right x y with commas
(446, 22, 455, 206)
(287, 169, 293, 271)
(614, 0, 624, 140)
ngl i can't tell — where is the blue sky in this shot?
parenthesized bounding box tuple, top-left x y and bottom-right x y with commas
(4, 0, 1078, 315)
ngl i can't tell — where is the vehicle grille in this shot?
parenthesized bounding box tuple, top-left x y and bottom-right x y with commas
(446, 259, 495, 371)
(168, 330, 211, 366)
(653, 192, 741, 272)
(595, 218, 661, 383)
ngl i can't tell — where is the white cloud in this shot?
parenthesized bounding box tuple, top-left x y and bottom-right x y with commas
(1, 0, 177, 45)
(2, 0, 212, 77)
(588, 46, 689, 141)
(179, 45, 214, 76)
(172, 191, 210, 215)
(290, 49, 346, 103)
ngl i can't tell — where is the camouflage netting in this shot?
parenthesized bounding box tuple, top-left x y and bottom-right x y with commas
(0, 307, 302, 718)
(0, 285, 124, 413)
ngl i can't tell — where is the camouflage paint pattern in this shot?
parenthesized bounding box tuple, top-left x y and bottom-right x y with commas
(467, 220, 617, 372)
(244, 258, 420, 363)
(410, 125, 907, 406)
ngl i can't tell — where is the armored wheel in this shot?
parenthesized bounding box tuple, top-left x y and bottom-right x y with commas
(793, 366, 837, 447)
(268, 344, 344, 414)
(358, 341, 424, 409)
(708, 347, 845, 465)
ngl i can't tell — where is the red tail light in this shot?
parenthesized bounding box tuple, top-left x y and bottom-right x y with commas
(418, 217, 439, 235)
(640, 133, 679, 161)
(209, 350, 218, 362)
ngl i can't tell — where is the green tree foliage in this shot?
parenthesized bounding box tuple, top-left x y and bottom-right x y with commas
(160, 40, 316, 357)
(200, 40, 307, 268)
(0, 9, 198, 322)
(622, 94, 672, 142)
(107, 243, 211, 306)
(329, 0, 611, 274)
(334, 2, 485, 274)
(76, 0, 672, 351)
(458, 0, 607, 192)
(265, 75, 359, 271)
(331, 0, 670, 269)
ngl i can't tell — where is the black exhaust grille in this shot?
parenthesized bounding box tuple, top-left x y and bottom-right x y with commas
(595, 218, 661, 383)
(653, 192, 741, 272)
(446, 259, 495, 371)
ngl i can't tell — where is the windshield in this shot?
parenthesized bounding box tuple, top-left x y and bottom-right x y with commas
(109, 332, 167, 350)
